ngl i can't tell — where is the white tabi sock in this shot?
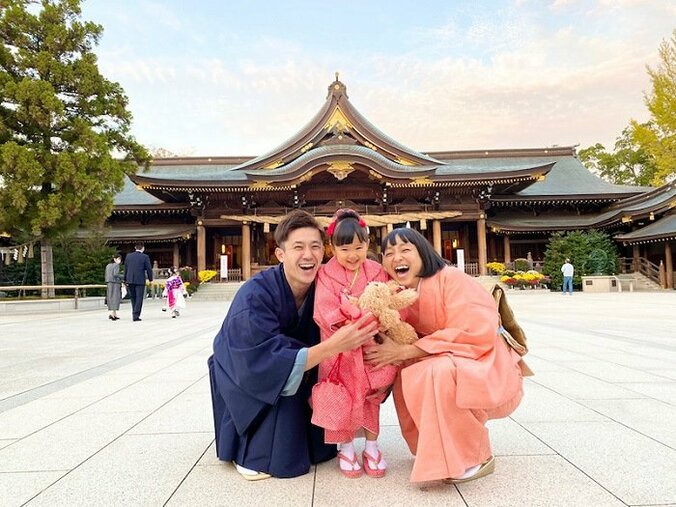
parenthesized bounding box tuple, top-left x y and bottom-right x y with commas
(338, 441, 360, 472)
(364, 440, 387, 470)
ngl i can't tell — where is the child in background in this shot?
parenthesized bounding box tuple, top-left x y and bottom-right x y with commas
(313, 209, 398, 478)
(165, 267, 187, 318)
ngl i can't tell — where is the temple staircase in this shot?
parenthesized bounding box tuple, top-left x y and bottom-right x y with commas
(616, 272, 663, 291)
(191, 282, 246, 301)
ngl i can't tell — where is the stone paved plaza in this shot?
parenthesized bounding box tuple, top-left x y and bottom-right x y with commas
(1, 290, 675, 507)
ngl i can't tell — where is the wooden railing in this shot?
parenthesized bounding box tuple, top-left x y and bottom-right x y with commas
(0, 284, 106, 308)
(619, 257, 661, 286)
(448, 261, 479, 276)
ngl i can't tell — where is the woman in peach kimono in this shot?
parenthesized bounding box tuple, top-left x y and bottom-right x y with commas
(365, 228, 524, 484)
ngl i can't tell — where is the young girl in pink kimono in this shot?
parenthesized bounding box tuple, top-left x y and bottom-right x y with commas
(365, 228, 525, 484)
(164, 267, 187, 318)
(313, 209, 398, 479)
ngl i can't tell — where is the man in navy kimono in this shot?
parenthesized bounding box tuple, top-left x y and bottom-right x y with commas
(208, 210, 378, 480)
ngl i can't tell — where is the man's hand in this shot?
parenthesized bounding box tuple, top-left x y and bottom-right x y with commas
(328, 313, 379, 354)
(305, 313, 379, 371)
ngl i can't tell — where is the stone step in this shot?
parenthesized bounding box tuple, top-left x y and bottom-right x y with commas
(191, 282, 246, 301)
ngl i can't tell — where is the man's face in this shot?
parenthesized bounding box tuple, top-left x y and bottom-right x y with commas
(275, 227, 324, 296)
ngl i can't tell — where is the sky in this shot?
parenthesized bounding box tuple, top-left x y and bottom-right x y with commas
(79, 0, 676, 158)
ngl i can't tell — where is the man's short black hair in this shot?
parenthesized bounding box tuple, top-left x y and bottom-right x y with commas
(274, 210, 323, 248)
(134, 242, 145, 251)
(381, 228, 447, 278)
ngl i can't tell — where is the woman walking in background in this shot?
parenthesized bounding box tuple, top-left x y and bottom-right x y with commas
(105, 254, 123, 321)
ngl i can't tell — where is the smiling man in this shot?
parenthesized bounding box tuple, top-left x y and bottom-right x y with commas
(208, 210, 379, 480)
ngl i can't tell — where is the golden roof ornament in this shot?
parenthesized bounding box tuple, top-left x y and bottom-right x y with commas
(327, 72, 348, 98)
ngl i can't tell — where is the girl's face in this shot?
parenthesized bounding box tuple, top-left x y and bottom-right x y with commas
(332, 234, 369, 272)
(382, 236, 423, 289)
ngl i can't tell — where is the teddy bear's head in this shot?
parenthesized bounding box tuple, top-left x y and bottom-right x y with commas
(351, 280, 418, 344)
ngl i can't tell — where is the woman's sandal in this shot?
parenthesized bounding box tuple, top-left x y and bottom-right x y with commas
(337, 452, 363, 478)
(362, 450, 386, 478)
(445, 456, 495, 484)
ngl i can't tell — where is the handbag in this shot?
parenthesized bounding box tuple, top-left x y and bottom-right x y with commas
(491, 284, 534, 377)
(310, 354, 353, 431)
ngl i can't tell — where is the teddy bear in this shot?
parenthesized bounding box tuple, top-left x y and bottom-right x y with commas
(347, 280, 419, 345)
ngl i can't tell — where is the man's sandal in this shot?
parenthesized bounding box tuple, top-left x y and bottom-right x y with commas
(362, 450, 386, 478)
(337, 452, 363, 478)
(233, 462, 272, 481)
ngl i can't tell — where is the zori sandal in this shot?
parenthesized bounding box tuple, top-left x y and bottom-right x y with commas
(362, 450, 386, 478)
(337, 452, 363, 478)
(447, 456, 495, 484)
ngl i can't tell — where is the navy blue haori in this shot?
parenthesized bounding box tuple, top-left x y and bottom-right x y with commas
(208, 264, 336, 478)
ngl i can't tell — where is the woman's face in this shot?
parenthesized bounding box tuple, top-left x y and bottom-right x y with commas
(382, 236, 423, 289)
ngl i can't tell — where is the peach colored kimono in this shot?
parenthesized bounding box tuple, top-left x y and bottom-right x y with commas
(394, 266, 523, 483)
(314, 257, 398, 443)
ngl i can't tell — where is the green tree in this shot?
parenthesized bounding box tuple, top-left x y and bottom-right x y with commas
(543, 230, 620, 290)
(0, 0, 150, 295)
(579, 127, 657, 186)
(630, 30, 676, 186)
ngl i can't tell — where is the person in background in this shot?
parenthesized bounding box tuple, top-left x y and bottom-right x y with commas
(123, 242, 153, 321)
(165, 267, 187, 318)
(104, 254, 123, 321)
(561, 258, 574, 295)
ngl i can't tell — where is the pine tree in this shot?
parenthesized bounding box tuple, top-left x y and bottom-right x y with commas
(0, 0, 150, 296)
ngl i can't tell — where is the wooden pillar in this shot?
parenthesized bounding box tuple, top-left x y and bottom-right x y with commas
(658, 260, 666, 289)
(665, 242, 673, 290)
(172, 242, 180, 269)
(503, 235, 511, 265)
(242, 222, 251, 281)
(197, 224, 206, 273)
(432, 220, 442, 256)
(477, 216, 487, 275)
(632, 244, 640, 272)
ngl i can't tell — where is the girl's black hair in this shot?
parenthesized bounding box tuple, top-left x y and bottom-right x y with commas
(331, 209, 369, 247)
(381, 228, 447, 278)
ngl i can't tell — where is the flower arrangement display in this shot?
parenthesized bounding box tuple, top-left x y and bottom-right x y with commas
(198, 270, 218, 283)
(486, 262, 506, 275)
(500, 270, 547, 289)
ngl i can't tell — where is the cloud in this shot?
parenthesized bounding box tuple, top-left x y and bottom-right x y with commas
(94, 2, 674, 156)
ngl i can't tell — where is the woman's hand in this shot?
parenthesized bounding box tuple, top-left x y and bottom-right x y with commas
(364, 334, 410, 369)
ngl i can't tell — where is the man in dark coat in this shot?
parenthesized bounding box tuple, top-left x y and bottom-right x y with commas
(208, 210, 378, 480)
(123, 242, 153, 321)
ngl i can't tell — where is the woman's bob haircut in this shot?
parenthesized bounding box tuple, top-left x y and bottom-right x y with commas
(381, 228, 447, 278)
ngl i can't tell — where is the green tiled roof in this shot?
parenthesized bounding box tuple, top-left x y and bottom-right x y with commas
(114, 177, 165, 205)
(614, 213, 676, 243)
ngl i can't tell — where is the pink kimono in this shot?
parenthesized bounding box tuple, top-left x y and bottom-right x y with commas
(314, 257, 398, 443)
(394, 266, 524, 482)
(165, 275, 185, 311)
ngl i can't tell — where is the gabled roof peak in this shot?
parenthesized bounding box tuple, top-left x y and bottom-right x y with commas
(327, 72, 348, 99)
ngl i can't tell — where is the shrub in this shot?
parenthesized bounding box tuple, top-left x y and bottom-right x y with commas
(514, 258, 530, 272)
(543, 230, 620, 289)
